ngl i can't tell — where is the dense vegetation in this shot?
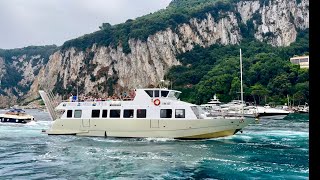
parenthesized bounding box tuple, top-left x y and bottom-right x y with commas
(62, 0, 295, 54)
(0, 45, 58, 64)
(166, 30, 309, 105)
(61, 0, 237, 53)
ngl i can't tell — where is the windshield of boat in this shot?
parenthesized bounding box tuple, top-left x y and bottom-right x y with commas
(6, 109, 26, 115)
(144, 90, 170, 98)
(167, 91, 181, 99)
(9, 109, 25, 112)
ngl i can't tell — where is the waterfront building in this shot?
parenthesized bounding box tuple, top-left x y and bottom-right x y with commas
(290, 55, 309, 69)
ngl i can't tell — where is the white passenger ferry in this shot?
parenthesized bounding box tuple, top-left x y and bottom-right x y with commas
(39, 88, 254, 140)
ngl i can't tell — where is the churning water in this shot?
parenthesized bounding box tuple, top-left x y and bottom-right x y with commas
(0, 109, 309, 179)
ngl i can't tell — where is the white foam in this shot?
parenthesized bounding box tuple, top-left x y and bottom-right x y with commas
(144, 137, 174, 142)
(262, 130, 308, 137)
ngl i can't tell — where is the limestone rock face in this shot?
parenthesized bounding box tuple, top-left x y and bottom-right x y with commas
(0, 0, 309, 107)
(237, 0, 309, 46)
(0, 54, 45, 107)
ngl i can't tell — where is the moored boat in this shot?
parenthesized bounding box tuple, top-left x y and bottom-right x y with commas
(0, 109, 35, 124)
(39, 88, 254, 140)
(219, 103, 290, 120)
(200, 94, 223, 113)
(254, 105, 291, 120)
(296, 103, 309, 114)
(200, 99, 259, 119)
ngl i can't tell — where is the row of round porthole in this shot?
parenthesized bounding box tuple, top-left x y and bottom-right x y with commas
(0, 118, 25, 123)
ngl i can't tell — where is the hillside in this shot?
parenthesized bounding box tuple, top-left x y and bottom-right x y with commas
(0, 45, 58, 106)
(167, 30, 308, 104)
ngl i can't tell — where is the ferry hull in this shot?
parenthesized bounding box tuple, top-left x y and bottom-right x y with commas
(0, 116, 34, 124)
(44, 118, 254, 139)
(0, 118, 32, 124)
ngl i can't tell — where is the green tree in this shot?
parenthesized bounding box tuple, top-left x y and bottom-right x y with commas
(229, 77, 241, 100)
(267, 74, 292, 97)
(250, 83, 269, 105)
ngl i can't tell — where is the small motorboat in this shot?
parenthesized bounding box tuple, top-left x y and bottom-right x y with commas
(297, 103, 309, 114)
(0, 108, 35, 124)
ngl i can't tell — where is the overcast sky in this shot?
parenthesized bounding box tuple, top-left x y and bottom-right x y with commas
(0, 0, 172, 49)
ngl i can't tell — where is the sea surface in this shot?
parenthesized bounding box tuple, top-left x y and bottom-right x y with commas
(0, 109, 309, 179)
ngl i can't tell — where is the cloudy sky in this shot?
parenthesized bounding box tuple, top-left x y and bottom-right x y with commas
(0, 0, 172, 49)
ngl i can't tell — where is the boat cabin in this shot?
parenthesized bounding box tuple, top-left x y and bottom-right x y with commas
(55, 88, 203, 120)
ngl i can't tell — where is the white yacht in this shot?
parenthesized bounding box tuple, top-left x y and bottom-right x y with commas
(219, 100, 259, 118)
(206, 94, 222, 105)
(200, 94, 222, 111)
(297, 103, 309, 114)
(0, 109, 35, 124)
(216, 101, 290, 120)
(251, 105, 291, 120)
(39, 88, 254, 140)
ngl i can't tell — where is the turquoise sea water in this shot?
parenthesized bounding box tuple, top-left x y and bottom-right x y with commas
(0, 109, 309, 179)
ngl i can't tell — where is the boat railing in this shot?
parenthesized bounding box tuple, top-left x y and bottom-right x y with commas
(5, 112, 26, 116)
(63, 97, 135, 103)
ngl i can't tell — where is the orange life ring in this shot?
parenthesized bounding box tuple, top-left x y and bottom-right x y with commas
(154, 99, 161, 106)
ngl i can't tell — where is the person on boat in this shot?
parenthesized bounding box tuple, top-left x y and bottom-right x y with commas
(129, 89, 136, 99)
(69, 94, 73, 102)
(72, 95, 78, 102)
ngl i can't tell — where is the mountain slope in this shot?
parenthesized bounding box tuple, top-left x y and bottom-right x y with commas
(0, 45, 58, 107)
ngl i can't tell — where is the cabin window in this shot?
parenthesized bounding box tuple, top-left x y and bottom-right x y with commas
(161, 91, 169, 97)
(137, 109, 146, 118)
(145, 90, 153, 97)
(110, 110, 121, 118)
(291, 59, 299, 64)
(168, 91, 181, 98)
(102, 110, 108, 118)
(91, 110, 100, 118)
(160, 109, 172, 118)
(74, 110, 82, 118)
(174, 92, 180, 99)
(175, 109, 185, 118)
(154, 90, 159, 97)
(123, 109, 134, 118)
(67, 110, 72, 118)
(191, 106, 200, 119)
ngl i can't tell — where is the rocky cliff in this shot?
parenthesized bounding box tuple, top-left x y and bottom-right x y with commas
(0, 0, 309, 107)
(0, 46, 57, 107)
(0, 54, 44, 107)
(237, 0, 309, 46)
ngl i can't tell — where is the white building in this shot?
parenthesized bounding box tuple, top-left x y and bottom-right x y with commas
(290, 55, 309, 69)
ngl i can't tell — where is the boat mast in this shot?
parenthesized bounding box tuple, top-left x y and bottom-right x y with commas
(240, 48, 244, 117)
